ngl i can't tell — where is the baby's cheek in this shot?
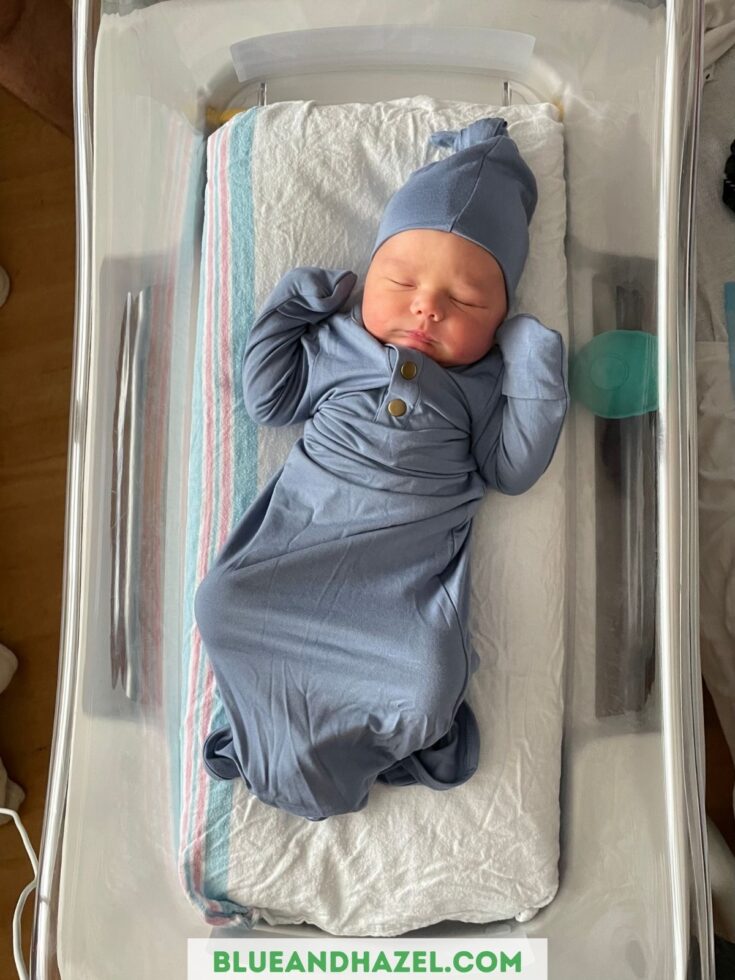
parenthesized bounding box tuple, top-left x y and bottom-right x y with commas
(449, 323, 497, 365)
(361, 298, 383, 339)
(363, 295, 399, 342)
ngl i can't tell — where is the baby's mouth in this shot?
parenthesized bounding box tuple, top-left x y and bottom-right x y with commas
(400, 330, 436, 347)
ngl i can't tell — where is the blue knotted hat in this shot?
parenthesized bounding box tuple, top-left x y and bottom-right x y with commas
(371, 117, 537, 308)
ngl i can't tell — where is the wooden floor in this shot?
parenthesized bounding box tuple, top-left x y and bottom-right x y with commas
(0, 87, 75, 974)
(0, 86, 733, 978)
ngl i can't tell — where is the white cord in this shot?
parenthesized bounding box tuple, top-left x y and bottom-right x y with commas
(0, 807, 38, 980)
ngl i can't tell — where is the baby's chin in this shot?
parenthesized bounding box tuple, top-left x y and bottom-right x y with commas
(398, 338, 495, 368)
(363, 325, 474, 368)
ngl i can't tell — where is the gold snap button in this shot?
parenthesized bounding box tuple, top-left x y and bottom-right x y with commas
(400, 361, 418, 380)
(387, 398, 407, 417)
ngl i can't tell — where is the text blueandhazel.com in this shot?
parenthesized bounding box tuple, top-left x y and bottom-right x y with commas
(211, 949, 524, 974)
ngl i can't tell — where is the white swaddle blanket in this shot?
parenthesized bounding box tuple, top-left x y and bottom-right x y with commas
(181, 97, 569, 935)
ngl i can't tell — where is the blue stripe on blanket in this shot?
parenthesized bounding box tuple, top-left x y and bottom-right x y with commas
(169, 134, 206, 853)
(181, 123, 227, 917)
(182, 106, 262, 922)
(180, 136, 210, 855)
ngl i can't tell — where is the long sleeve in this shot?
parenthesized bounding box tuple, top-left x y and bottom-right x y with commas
(471, 314, 569, 495)
(242, 267, 357, 427)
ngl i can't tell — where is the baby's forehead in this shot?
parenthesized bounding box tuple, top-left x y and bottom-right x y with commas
(376, 229, 502, 282)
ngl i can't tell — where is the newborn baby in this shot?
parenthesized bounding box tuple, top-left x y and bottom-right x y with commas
(195, 117, 569, 821)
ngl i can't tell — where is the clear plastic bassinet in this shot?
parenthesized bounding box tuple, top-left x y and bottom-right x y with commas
(30, 0, 712, 977)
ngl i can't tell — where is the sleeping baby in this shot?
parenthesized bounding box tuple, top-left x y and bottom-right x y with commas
(194, 116, 569, 821)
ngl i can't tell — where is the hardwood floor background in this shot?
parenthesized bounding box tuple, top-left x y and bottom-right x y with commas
(0, 82, 732, 978)
(0, 86, 75, 975)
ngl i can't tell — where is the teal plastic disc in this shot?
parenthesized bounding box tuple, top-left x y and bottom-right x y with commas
(570, 330, 658, 419)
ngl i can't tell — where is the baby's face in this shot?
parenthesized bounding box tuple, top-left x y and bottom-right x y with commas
(361, 229, 508, 368)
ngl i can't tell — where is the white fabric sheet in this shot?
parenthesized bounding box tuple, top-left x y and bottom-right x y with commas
(219, 98, 569, 934)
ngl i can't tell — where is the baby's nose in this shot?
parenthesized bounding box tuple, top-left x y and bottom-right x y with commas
(410, 291, 444, 321)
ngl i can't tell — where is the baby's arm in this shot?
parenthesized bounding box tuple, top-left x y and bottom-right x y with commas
(242, 267, 357, 426)
(472, 314, 569, 495)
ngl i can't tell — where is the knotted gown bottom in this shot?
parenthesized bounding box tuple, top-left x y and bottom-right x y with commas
(194, 449, 483, 823)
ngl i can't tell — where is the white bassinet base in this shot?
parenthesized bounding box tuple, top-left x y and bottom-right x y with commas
(30, 1, 711, 978)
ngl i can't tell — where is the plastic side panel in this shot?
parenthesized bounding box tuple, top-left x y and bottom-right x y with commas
(230, 26, 536, 82)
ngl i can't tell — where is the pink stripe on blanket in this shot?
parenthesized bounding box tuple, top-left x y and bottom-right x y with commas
(191, 120, 237, 899)
(179, 132, 220, 885)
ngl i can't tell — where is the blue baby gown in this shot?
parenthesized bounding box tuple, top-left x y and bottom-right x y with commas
(194, 265, 569, 821)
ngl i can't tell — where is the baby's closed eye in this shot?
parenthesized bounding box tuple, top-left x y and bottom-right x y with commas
(451, 297, 486, 309)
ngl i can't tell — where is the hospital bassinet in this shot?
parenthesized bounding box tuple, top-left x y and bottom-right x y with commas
(29, 0, 711, 977)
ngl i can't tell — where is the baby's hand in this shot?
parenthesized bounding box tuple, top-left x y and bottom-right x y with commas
(494, 314, 568, 401)
(495, 314, 560, 362)
(264, 267, 357, 325)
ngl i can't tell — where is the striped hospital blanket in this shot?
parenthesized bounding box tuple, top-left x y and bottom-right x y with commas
(179, 97, 569, 935)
